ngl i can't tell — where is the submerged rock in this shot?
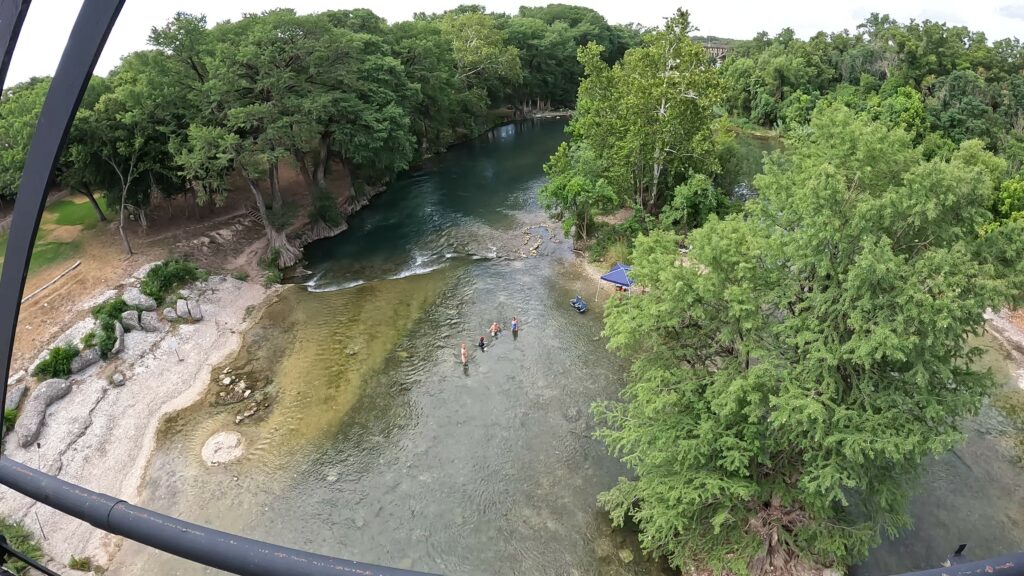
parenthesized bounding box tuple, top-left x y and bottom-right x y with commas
(15, 378, 71, 447)
(70, 347, 101, 373)
(123, 287, 157, 311)
(201, 431, 244, 465)
(121, 311, 142, 332)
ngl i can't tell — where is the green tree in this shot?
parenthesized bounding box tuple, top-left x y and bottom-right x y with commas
(566, 10, 721, 214)
(595, 105, 1024, 574)
(539, 142, 616, 239)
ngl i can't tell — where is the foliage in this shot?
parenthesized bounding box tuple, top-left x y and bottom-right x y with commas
(141, 259, 201, 304)
(32, 343, 79, 379)
(658, 174, 732, 233)
(81, 330, 97, 349)
(594, 105, 1024, 574)
(993, 389, 1024, 462)
(311, 187, 344, 228)
(539, 142, 616, 239)
(3, 408, 17, 436)
(231, 270, 250, 282)
(265, 203, 298, 231)
(67, 555, 100, 572)
(0, 518, 43, 575)
(261, 248, 283, 286)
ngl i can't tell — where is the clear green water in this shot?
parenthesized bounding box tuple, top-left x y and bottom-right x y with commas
(113, 120, 670, 575)
(111, 121, 1022, 576)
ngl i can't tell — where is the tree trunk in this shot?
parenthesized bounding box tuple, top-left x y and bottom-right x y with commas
(293, 149, 315, 197)
(246, 175, 301, 268)
(336, 159, 355, 211)
(118, 193, 133, 256)
(315, 134, 330, 190)
(137, 207, 148, 230)
(268, 162, 283, 211)
(76, 186, 107, 221)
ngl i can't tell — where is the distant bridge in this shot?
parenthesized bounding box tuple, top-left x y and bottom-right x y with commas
(704, 43, 730, 66)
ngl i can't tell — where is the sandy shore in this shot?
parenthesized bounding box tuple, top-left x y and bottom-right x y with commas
(0, 268, 273, 570)
(985, 309, 1024, 390)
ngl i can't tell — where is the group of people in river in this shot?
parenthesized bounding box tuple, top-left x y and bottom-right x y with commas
(460, 316, 520, 366)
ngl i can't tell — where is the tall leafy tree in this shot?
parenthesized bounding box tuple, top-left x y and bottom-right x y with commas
(595, 105, 1024, 574)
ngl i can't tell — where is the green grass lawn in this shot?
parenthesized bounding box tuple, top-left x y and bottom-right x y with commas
(49, 194, 109, 229)
(0, 194, 103, 273)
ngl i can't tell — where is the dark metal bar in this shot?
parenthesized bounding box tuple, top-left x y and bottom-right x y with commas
(0, 0, 125, 437)
(0, 457, 436, 576)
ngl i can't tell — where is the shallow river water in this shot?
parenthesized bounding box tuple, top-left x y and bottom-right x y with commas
(111, 120, 1023, 575)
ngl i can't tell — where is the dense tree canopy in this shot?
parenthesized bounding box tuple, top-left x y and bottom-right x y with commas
(541, 9, 722, 237)
(0, 4, 643, 265)
(595, 105, 1024, 575)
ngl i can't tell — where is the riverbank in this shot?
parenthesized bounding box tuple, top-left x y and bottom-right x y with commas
(0, 268, 274, 571)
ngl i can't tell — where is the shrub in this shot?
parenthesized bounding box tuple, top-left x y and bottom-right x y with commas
(3, 408, 17, 437)
(265, 203, 297, 231)
(311, 187, 343, 228)
(81, 330, 97, 349)
(261, 249, 283, 286)
(0, 518, 43, 575)
(91, 297, 134, 358)
(32, 343, 79, 379)
(68, 555, 99, 572)
(141, 259, 201, 304)
(231, 270, 249, 282)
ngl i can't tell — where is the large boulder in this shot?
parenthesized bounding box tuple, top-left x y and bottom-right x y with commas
(176, 299, 190, 320)
(14, 378, 71, 447)
(187, 299, 203, 321)
(5, 383, 26, 411)
(70, 347, 101, 373)
(121, 311, 142, 332)
(140, 311, 165, 332)
(123, 287, 157, 311)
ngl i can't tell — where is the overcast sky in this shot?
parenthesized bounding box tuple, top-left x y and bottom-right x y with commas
(6, 0, 1024, 85)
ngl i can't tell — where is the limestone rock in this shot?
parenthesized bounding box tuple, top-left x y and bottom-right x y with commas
(5, 384, 26, 411)
(110, 336, 124, 356)
(121, 311, 142, 332)
(201, 431, 245, 465)
(15, 378, 71, 447)
(109, 372, 126, 387)
(176, 299, 190, 320)
(186, 299, 203, 321)
(114, 321, 125, 339)
(163, 307, 178, 321)
(122, 287, 157, 311)
(140, 311, 165, 332)
(70, 347, 101, 373)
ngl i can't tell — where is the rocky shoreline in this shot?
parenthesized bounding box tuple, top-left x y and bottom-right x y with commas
(0, 265, 275, 571)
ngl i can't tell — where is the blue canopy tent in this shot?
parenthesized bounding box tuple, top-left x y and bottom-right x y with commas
(600, 263, 634, 289)
(592, 262, 633, 302)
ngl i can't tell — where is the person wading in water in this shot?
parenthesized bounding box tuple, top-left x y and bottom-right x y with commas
(460, 343, 469, 366)
(478, 336, 487, 351)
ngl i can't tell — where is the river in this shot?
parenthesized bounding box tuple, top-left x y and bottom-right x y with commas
(110, 121, 1023, 575)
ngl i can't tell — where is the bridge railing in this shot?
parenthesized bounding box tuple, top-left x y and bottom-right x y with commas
(0, 2, 1017, 576)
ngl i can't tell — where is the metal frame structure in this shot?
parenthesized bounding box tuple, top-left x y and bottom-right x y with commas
(0, 1, 1017, 576)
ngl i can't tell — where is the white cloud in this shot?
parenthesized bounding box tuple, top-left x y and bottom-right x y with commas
(1000, 4, 1024, 20)
(5, 1, 1024, 86)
